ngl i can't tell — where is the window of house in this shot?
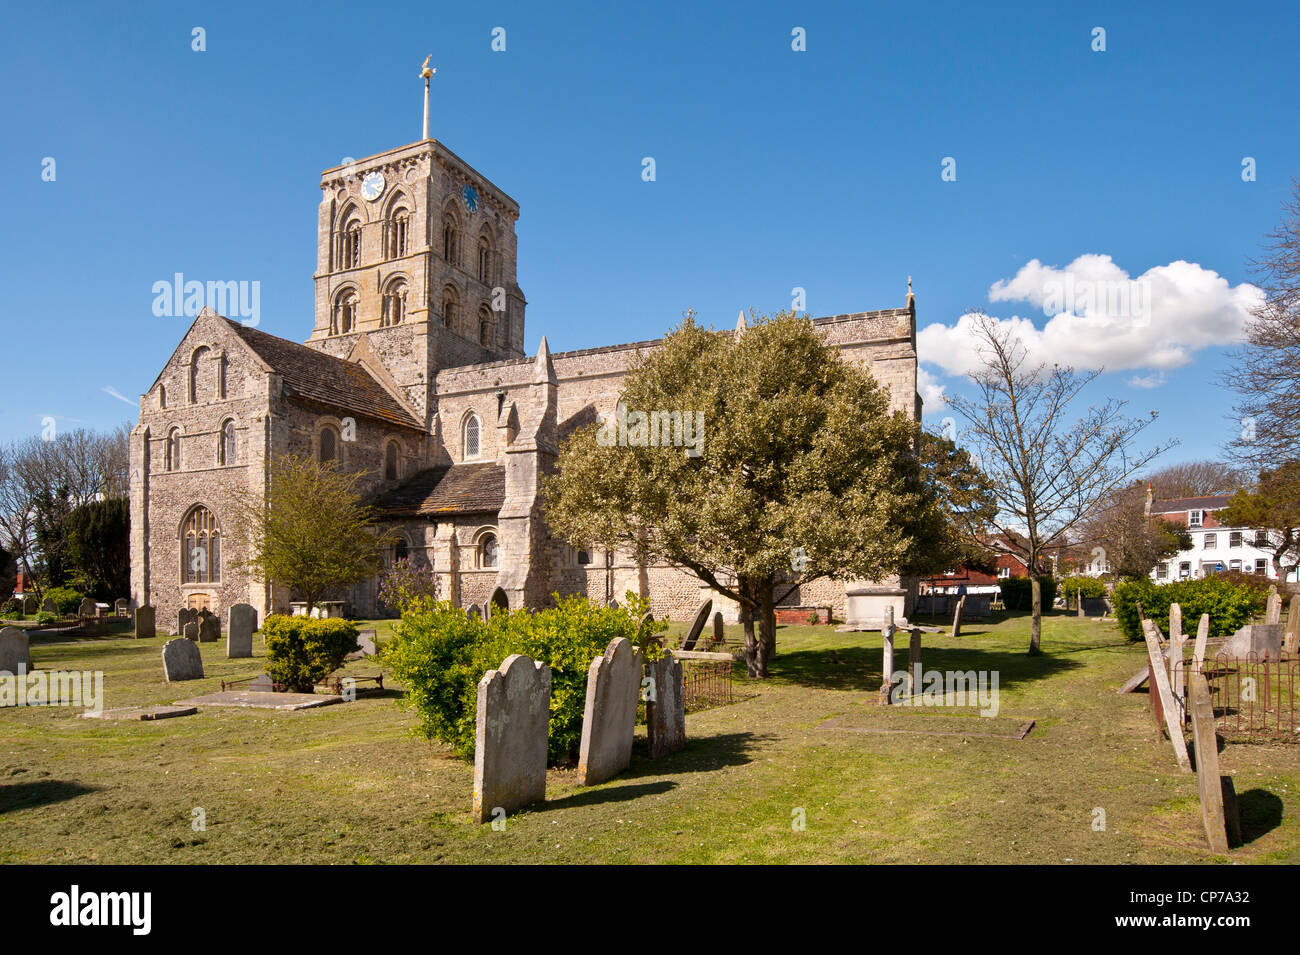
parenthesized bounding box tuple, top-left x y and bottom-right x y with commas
(218, 419, 235, 465)
(1156, 563, 1168, 579)
(1178, 562, 1191, 578)
(1255, 530, 1269, 547)
(1230, 559, 1242, 572)
(1204, 533, 1216, 549)
(320, 426, 338, 463)
(1188, 510, 1203, 527)
(997, 566, 1010, 579)
(464, 414, 480, 459)
(385, 441, 399, 481)
(1229, 531, 1242, 548)
(1257, 559, 1269, 574)
(182, 505, 221, 583)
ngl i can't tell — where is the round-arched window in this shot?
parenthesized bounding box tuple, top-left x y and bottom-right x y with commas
(479, 534, 498, 569)
(320, 426, 338, 463)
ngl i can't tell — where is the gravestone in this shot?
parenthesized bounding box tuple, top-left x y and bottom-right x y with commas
(1082, 596, 1108, 617)
(1286, 604, 1300, 656)
(41, 597, 56, 614)
(1142, 619, 1191, 773)
(345, 629, 378, 661)
(906, 628, 922, 696)
(1169, 603, 1187, 725)
(135, 605, 156, 640)
(1188, 673, 1231, 853)
(467, 604, 481, 619)
(1222, 623, 1283, 661)
(227, 603, 256, 658)
(1193, 613, 1210, 668)
(712, 611, 724, 646)
(177, 607, 198, 636)
(578, 637, 644, 785)
(114, 598, 130, 617)
(21, 595, 36, 615)
(473, 654, 550, 824)
(78, 597, 97, 619)
(680, 599, 713, 651)
(1170, 603, 1182, 645)
(198, 612, 220, 643)
(0, 627, 32, 674)
(880, 605, 897, 704)
(183, 621, 199, 642)
(950, 595, 966, 639)
(645, 653, 685, 758)
(1266, 586, 1281, 625)
(161, 637, 204, 682)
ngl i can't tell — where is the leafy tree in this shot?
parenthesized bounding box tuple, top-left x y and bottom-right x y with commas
(542, 312, 975, 678)
(1078, 483, 1191, 578)
(33, 486, 73, 588)
(945, 312, 1175, 654)
(230, 453, 384, 613)
(1216, 461, 1300, 580)
(65, 496, 129, 599)
(263, 615, 359, 692)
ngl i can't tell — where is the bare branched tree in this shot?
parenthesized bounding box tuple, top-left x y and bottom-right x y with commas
(946, 312, 1177, 653)
(1143, 460, 1249, 499)
(1225, 177, 1300, 471)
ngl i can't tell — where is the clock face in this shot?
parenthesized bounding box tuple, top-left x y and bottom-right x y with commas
(462, 184, 479, 213)
(361, 171, 386, 201)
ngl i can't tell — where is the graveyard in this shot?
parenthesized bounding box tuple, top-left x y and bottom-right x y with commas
(2, 610, 1297, 864)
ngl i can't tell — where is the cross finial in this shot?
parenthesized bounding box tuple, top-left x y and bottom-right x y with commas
(906, 275, 915, 308)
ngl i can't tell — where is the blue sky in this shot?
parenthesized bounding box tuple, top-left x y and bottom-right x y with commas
(3, 0, 1297, 468)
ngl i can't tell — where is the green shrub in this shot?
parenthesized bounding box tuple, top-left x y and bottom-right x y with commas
(43, 586, 84, 616)
(0, 600, 19, 620)
(1112, 576, 1265, 642)
(34, 610, 58, 625)
(997, 575, 1057, 611)
(384, 592, 662, 764)
(1059, 575, 1106, 600)
(263, 614, 359, 692)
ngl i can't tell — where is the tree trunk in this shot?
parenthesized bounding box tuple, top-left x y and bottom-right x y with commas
(741, 601, 759, 678)
(1029, 575, 1042, 655)
(759, 585, 776, 672)
(739, 577, 768, 678)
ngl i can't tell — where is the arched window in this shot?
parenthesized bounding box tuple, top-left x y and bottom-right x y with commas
(217, 351, 227, 399)
(441, 285, 459, 329)
(158, 384, 167, 409)
(442, 213, 459, 265)
(464, 413, 481, 459)
(189, 346, 210, 403)
(331, 289, 358, 335)
(218, 419, 235, 466)
(320, 426, 338, 463)
(394, 538, 409, 563)
(478, 533, 499, 569)
(382, 278, 408, 327)
(478, 305, 494, 347)
(166, 428, 182, 471)
(182, 505, 221, 583)
(477, 235, 492, 283)
(387, 204, 410, 259)
(385, 441, 400, 480)
(335, 207, 362, 270)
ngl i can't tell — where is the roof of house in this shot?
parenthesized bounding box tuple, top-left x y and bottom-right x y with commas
(369, 462, 506, 518)
(1150, 495, 1233, 514)
(222, 318, 422, 430)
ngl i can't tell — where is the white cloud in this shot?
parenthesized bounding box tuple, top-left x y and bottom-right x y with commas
(918, 255, 1262, 379)
(916, 365, 947, 411)
(1126, 372, 1166, 389)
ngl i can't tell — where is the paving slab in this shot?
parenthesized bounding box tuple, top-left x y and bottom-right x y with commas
(81, 705, 198, 721)
(172, 690, 342, 710)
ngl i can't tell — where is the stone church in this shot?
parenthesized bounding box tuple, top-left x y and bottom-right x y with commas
(129, 134, 923, 630)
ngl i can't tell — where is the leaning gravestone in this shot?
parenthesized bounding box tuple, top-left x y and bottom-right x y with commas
(227, 603, 256, 658)
(78, 597, 97, 619)
(0, 627, 32, 674)
(135, 605, 156, 640)
(578, 637, 644, 786)
(645, 653, 685, 758)
(177, 607, 198, 636)
(680, 599, 713, 651)
(1193, 613, 1211, 668)
(41, 597, 56, 615)
(162, 638, 204, 682)
(1142, 619, 1191, 773)
(183, 621, 199, 643)
(198, 612, 220, 643)
(473, 654, 550, 824)
(1286, 604, 1300, 656)
(951, 595, 966, 639)
(1222, 623, 1283, 661)
(1188, 673, 1232, 853)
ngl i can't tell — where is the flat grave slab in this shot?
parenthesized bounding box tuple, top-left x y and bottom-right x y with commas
(818, 713, 1035, 740)
(81, 705, 198, 721)
(173, 690, 342, 710)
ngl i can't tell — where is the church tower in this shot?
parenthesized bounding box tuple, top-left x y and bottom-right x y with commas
(307, 138, 527, 419)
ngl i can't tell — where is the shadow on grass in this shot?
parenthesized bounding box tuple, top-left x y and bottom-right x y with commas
(628, 731, 769, 778)
(763, 647, 1083, 692)
(1236, 788, 1284, 845)
(538, 780, 677, 811)
(0, 779, 99, 814)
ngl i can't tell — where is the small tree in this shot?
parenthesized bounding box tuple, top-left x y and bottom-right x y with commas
(1217, 461, 1300, 580)
(542, 312, 975, 678)
(231, 453, 384, 613)
(1078, 483, 1190, 579)
(946, 312, 1175, 654)
(65, 496, 129, 599)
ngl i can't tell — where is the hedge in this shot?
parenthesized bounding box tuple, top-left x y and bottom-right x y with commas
(263, 615, 359, 692)
(997, 575, 1057, 611)
(1111, 576, 1265, 643)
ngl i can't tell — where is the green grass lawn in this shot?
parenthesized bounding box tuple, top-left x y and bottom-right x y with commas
(2, 611, 1297, 863)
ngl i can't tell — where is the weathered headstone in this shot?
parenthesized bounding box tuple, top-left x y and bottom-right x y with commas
(21, 595, 36, 615)
(227, 603, 256, 658)
(41, 597, 56, 615)
(880, 605, 897, 704)
(1188, 673, 1230, 853)
(77, 597, 97, 619)
(1222, 623, 1283, 661)
(1142, 619, 1191, 773)
(712, 611, 724, 646)
(177, 607, 198, 635)
(906, 628, 922, 696)
(1170, 603, 1183, 646)
(467, 604, 481, 619)
(345, 629, 378, 661)
(0, 627, 32, 674)
(161, 637, 204, 682)
(1193, 613, 1210, 668)
(1169, 603, 1187, 725)
(198, 612, 220, 643)
(645, 653, 685, 758)
(950, 595, 966, 639)
(1266, 586, 1281, 625)
(134, 605, 156, 640)
(681, 599, 713, 651)
(1285, 603, 1300, 656)
(114, 598, 130, 617)
(183, 621, 199, 642)
(473, 654, 550, 824)
(578, 637, 644, 785)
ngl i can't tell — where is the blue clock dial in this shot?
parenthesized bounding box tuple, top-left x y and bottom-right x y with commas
(361, 171, 385, 201)
(462, 184, 479, 213)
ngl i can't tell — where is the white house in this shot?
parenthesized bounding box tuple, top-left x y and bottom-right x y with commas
(1146, 491, 1298, 583)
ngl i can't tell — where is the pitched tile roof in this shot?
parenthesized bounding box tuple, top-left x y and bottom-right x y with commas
(223, 318, 422, 430)
(1150, 495, 1234, 513)
(369, 462, 505, 517)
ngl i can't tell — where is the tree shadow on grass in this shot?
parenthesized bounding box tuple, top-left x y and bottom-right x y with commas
(537, 780, 678, 811)
(627, 731, 769, 778)
(763, 647, 1082, 692)
(1236, 788, 1284, 845)
(0, 780, 98, 814)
